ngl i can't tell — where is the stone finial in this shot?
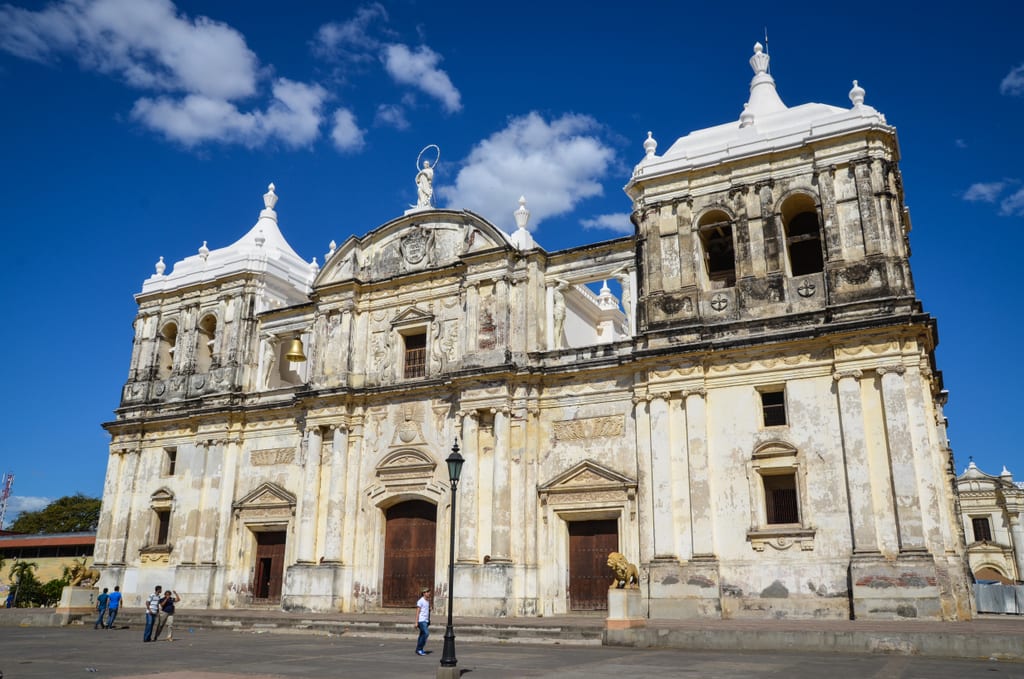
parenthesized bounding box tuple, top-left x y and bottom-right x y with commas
(849, 79, 866, 107)
(254, 229, 266, 248)
(327, 240, 337, 259)
(264, 182, 278, 210)
(155, 256, 166, 275)
(739, 103, 755, 128)
(198, 240, 210, 261)
(643, 131, 657, 158)
(309, 257, 320, 276)
(750, 42, 770, 75)
(1002, 466, 1014, 479)
(514, 195, 530, 231)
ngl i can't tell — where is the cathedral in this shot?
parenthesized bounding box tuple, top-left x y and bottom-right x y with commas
(95, 44, 973, 620)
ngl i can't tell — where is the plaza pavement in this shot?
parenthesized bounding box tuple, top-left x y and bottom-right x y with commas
(1, 624, 1024, 679)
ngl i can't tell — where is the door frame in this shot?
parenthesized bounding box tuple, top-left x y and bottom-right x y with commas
(380, 498, 439, 608)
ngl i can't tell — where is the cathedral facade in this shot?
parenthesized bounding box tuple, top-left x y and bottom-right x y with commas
(95, 45, 973, 620)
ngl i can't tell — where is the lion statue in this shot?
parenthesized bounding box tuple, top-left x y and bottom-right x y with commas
(67, 557, 101, 587)
(606, 552, 640, 589)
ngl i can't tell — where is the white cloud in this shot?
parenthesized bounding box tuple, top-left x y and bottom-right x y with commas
(0, 0, 259, 100)
(963, 182, 1006, 203)
(999, 187, 1024, 217)
(3, 496, 51, 529)
(1001, 64, 1024, 96)
(132, 78, 326, 148)
(439, 112, 615, 231)
(330, 108, 366, 152)
(313, 2, 388, 61)
(581, 213, 634, 235)
(383, 44, 461, 113)
(375, 103, 409, 130)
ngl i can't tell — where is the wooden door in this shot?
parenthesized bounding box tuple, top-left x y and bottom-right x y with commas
(253, 531, 286, 601)
(568, 519, 618, 611)
(382, 500, 437, 607)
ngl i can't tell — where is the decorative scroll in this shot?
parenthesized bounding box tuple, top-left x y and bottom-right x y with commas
(251, 448, 295, 466)
(553, 415, 625, 441)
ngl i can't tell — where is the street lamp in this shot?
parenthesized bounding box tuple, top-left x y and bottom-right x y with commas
(440, 440, 464, 669)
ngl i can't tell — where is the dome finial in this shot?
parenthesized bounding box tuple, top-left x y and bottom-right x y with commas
(155, 256, 166, 276)
(849, 79, 866, 107)
(198, 240, 210, 261)
(514, 195, 530, 231)
(750, 42, 770, 75)
(643, 131, 657, 158)
(263, 182, 278, 210)
(739, 103, 755, 128)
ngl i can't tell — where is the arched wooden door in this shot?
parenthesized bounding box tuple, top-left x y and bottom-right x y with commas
(382, 500, 437, 607)
(568, 519, 618, 611)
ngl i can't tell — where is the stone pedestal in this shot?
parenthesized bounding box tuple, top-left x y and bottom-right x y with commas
(437, 667, 461, 679)
(56, 586, 98, 625)
(606, 587, 645, 630)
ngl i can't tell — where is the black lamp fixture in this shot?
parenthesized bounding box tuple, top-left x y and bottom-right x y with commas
(440, 440, 463, 669)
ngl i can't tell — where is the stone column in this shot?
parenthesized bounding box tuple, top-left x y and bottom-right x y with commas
(109, 449, 140, 564)
(210, 435, 240, 604)
(834, 370, 879, 553)
(340, 418, 364, 566)
(1010, 514, 1024, 582)
(648, 393, 676, 559)
(545, 284, 555, 350)
(685, 390, 714, 557)
(197, 441, 223, 564)
(93, 449, 127, 565)
(296, 426, 324, 563)
(490, 407, 512, 562)
(853, 160, 883, 256)
(322, 424, 349, 563)
(633, 393, 654, 563)
(877, 366, 925, 550)
(457, 410, 479, 562)
(465, 282, 480, 356)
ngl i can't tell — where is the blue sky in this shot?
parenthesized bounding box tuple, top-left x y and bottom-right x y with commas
(0, 0, 1020, 526)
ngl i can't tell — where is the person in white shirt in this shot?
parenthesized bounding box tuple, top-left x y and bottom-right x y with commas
(414, 587, 431, 655)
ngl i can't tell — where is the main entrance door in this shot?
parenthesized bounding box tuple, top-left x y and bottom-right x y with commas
(252, 530, 286, 602)
(568, 519, 618, 611)
(382, 500, 437, 607)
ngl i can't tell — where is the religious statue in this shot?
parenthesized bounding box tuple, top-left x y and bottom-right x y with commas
(416, 161, 434, 207)
(413, 145, 440, 209)
(262, 338, 277, 390)
(551, 280, 569, 349)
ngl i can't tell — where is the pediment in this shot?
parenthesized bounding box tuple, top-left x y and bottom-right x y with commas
(314, 210, 513, 287)
(392, 305, 434, 328)
(539, 459, 637, 495)
(752, 440, 798, 459)
(150, 487, 175, 502)
(377, 449, 436, 474)
(233, 482, 296, 511)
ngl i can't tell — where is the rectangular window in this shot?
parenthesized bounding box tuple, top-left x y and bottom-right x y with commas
(972, 517, 993, 542)
(760, 390, 787, 427)
(163, 448, 177, 476)
(155, 509, 171, 545)
(764, 473, 799, 524)
(403, 333, 427, 379)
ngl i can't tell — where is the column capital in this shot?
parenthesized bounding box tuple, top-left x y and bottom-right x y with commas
(875, 365, 906, 376)
(832, 369, 863, 381)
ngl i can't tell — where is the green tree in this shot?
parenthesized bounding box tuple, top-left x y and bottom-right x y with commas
(39, 578, 68, 607)
(9, 560, 39, 607)
(8, 494, 101, 534)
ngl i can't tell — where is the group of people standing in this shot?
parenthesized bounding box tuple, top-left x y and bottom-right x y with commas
(143, 585, 180, 642)
(92, 584, 179, 641)
(93, 586, 122, 629)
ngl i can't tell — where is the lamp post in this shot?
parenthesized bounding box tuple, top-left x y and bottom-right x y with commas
(440, 440, 464, 670)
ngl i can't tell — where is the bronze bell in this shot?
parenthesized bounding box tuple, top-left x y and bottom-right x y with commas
(284, 337, 307, 362)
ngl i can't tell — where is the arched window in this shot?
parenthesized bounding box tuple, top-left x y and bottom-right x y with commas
(157, 322, 178, 380)
(698, 210, 736, 289)
(196, 314, 217, 373)
(781, 194, 824, 276)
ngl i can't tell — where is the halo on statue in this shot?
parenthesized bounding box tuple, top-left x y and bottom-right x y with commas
(416, 144, 441, 170)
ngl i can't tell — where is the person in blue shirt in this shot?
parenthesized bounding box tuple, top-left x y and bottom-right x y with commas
(105, 586, 123, 629)
(94, 588, 109, 629)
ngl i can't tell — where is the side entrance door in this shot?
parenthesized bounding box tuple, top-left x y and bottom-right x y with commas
(568, 519, 618, 611)
(382, 500, 437, 607)
(253, 530, 287, 602)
